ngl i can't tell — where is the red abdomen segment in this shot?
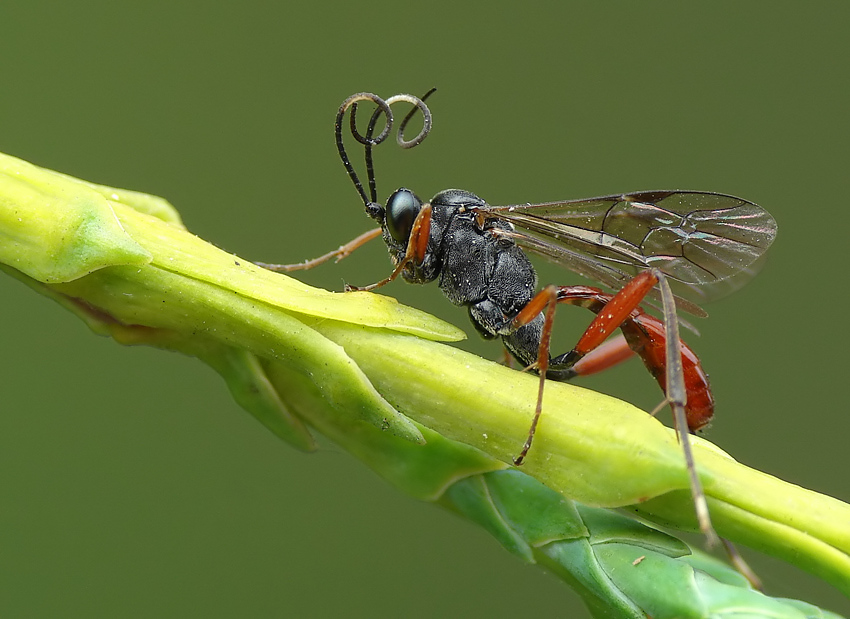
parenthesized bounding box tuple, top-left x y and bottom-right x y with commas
(624, 313, 714, 432)
(555, 285, 714, 433)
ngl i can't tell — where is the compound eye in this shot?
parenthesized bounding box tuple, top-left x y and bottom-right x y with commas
(385, 188, 422, 243)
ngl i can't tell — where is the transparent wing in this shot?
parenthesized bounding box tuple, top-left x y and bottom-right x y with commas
(484, 190, 777, 305)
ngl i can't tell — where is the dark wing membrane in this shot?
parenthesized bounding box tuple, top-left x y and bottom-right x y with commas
(500, 228, 708, 318)
(484, 190, 777, 304)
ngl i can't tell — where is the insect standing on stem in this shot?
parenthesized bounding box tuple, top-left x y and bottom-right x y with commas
(258, 91, 777, 546)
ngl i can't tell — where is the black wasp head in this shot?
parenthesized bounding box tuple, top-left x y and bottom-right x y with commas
(384, 187, 423, 243)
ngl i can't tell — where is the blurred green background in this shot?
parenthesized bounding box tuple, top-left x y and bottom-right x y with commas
(1, 1, 848, 617)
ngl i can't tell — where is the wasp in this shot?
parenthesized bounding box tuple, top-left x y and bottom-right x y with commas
(260, 91, 777, 545)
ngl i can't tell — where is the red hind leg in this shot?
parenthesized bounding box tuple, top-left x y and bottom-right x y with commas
(509, 270, 718, 545)
(552, 283, 714, 433)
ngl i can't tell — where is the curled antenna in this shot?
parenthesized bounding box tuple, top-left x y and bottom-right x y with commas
(396, 88, 436, 149)
(335, 90, 435, 207)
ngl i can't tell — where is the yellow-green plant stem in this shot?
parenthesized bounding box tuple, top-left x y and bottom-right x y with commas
(2, 151, 848, 615)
